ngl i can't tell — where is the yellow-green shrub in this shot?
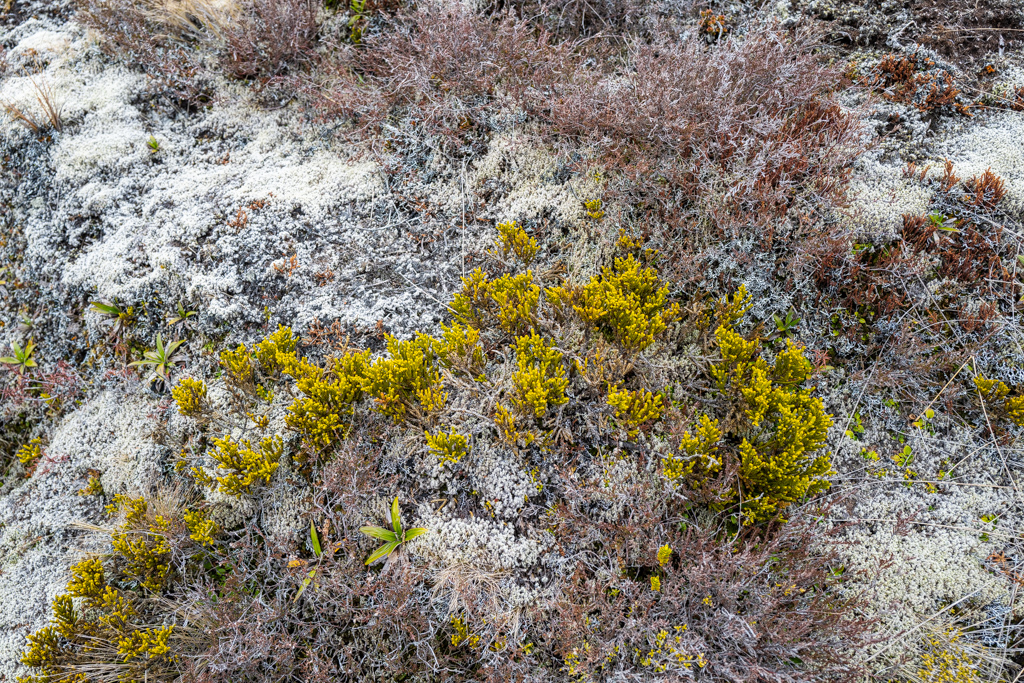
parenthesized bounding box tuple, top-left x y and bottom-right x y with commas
(575, 254, 679, 353)
(511, 331, 568, 417)
(171, 377, 207, 417)
(426, 427, 470, 468)
(285, 349, 370, 449)
(607, 385, 665, 437)
(360, 333, 446, 421)
(21, 497, 217, 683)
(708, 325, 832, 522)
(973, 375, 1024, 427)
(200, 434, 283, 497)
(493, 220, 538, 266)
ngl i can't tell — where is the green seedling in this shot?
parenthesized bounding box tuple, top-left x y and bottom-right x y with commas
(929, 213, 960, 233)
(980, 514, 998, 542)
(294, 520, 322, 602)
(893, 445, 914, 468)
(147, 136, 159, 153)
(129, 333, 184, 382)
(1, 338, 37, 374)
(359, 496, 427, 565)
(168, 302, 198, 326)
(912, 408, 935, 433)
(844, 411, 865, 439)
(773, 308, 800, 336)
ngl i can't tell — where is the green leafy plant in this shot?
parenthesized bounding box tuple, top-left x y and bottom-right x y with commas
(294, 520, 322, 602)
(349, 0, 366, 44)
(359, 497, 427, 565)
(0, 338, 37, 374)
(773, 309, 800, 336)
(147, 135, 160, 153)
(129, 333, 184, 382)
(167, 301, 197, 326)
(90, 300, 137, 346)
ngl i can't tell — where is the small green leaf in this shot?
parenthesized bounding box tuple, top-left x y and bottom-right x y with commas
(404, 527, 427, 542)
(390, 496, 402, 536)
(365, 540, 400, 565)
(310, 520, 322, 557)
(90, 302, 120, 315)
(359, 525, 397, 542)
(924, 408, 935, 419)
(293, 568, 317, 602)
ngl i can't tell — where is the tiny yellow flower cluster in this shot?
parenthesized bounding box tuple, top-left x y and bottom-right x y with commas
(425, 427, 470, 468)
(171, 377, 207, 417)
(635, 625, 706, 673)
(973, 375, 1024, 426)
(494, 220, 539, 266)
(917, 628, 982, 683)
(511, 331, 569, 417)
(575, 254, 679, 354)
(656, 544, 672, 568)
(16, 438, 42, 467)
(450, 615, 480, 648)
(203, 434, 283, 497)
(606, 385, 665, 437)
(650, 575, 661, 592)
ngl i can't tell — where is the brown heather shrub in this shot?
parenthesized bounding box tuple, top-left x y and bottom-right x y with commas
(78, 0, 216, 106)
(533, 506, 870, 682)
(313, 9, 862, 269)
(965, 168, 1007, 210)
(221, 0, 318, 79)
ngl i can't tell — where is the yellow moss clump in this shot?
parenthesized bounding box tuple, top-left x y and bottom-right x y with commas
(607, 385, 665, 437)
(575, 254, 679, 353)
(184, 508, 218, 547)
(66, 557, 106, 601)
(117, 624, 175, 662)
(440, 321, 486, 376)
(171, 377, 207, 417)
(111, 515, 172, 593)
(451, 269, 540, 334)
(16, 437, 42, 467)
(493, 220, 539, 266)
(426, 427, 470, 468)
(255, 325, 299, 373)
(203, 434, 283, 497)
(220, 343, 254, 387)
(511, 331, 569, 417)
